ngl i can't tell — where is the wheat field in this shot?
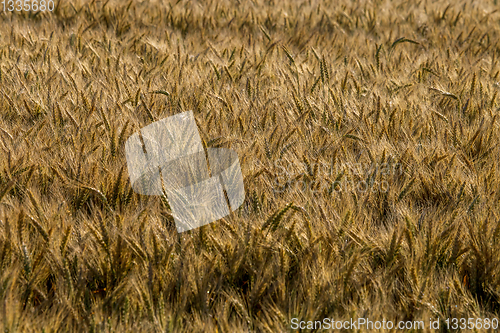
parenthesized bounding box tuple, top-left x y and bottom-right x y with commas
(1, 0, 500, 331)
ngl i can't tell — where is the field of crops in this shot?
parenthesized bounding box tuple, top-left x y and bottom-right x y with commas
(1, 0, 500, 331)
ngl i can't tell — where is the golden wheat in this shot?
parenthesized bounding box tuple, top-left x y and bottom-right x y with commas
(0, 0, 499, 332)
